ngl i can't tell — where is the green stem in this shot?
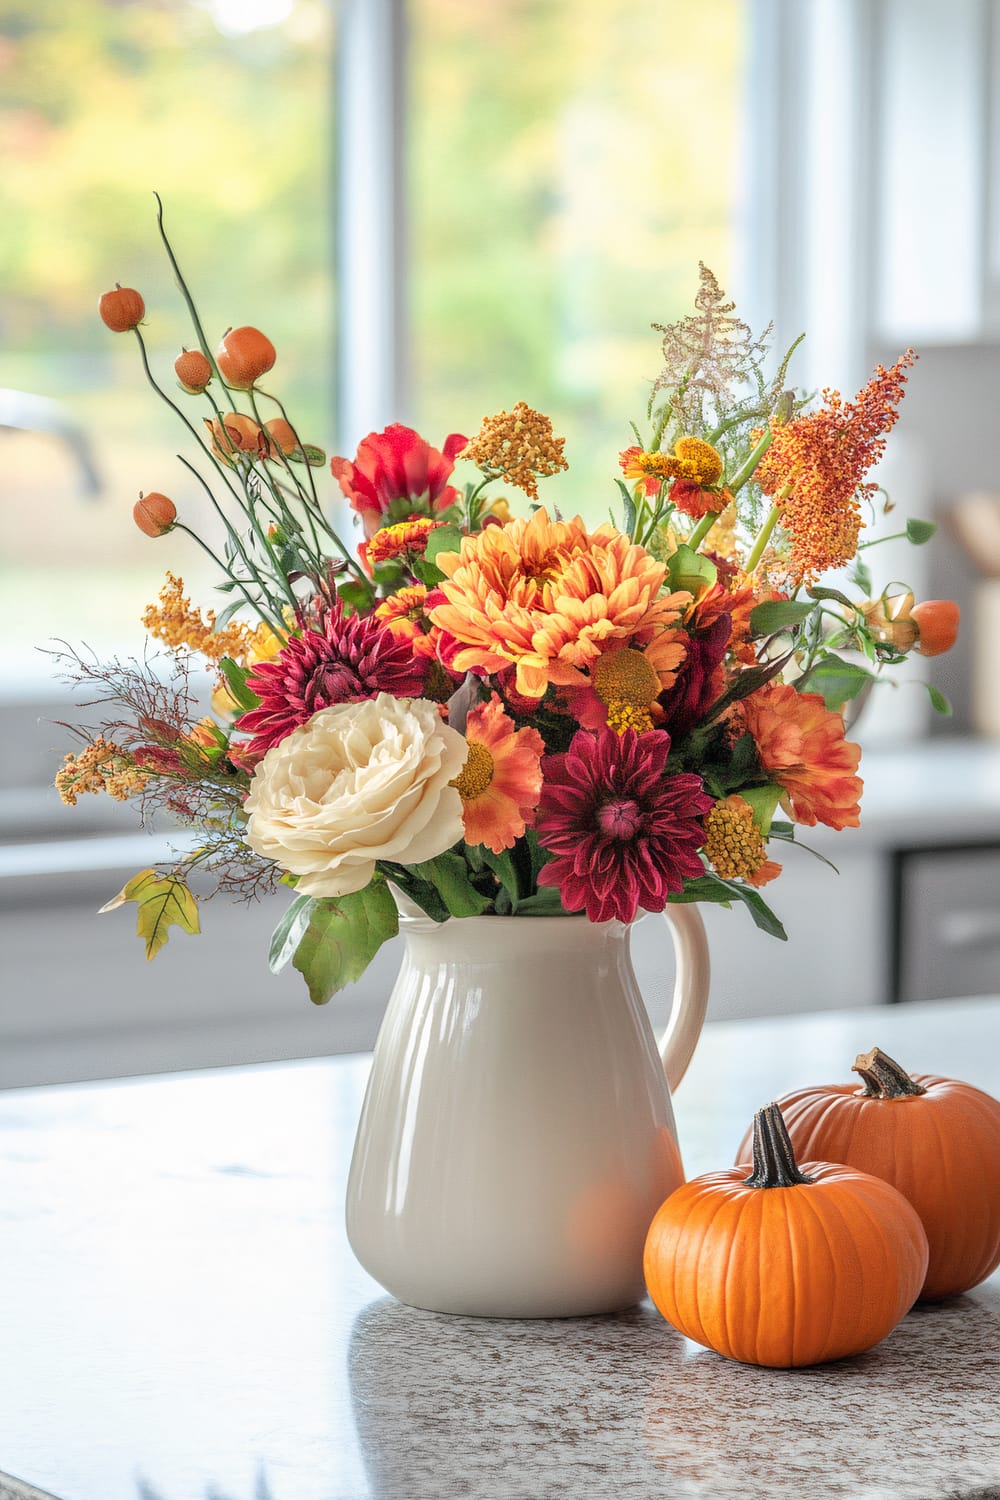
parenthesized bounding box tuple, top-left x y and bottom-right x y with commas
(154, 192, 226, 383)
(729, 424, 776, 496)
(687, 508, 721, 552)
(858, 531, 909, 550)
(175, 458, 288, 632)
(131, 327, 246, 512)
(745, 500, 783, 574)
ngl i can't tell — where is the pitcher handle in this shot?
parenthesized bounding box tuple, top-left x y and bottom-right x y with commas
(658, 904, 711, 1093)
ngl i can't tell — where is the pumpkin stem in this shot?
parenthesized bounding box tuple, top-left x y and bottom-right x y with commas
(853, 1046, 927, 1098)
(744, 1102, 814, 1188)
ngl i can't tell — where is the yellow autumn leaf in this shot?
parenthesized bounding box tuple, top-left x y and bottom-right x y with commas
(100, 867, 201, 960)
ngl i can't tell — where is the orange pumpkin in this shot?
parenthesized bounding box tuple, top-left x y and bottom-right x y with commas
(174, 348, 212, 394)
(739, 1047, 1000, 1300)
(133, 492, 176, 538)
(216, 325, 276, 389)
(99, 285, 145, 333)
(646, 1102, 928, 1367)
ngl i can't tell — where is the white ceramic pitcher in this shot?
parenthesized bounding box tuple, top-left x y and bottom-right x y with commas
(345, 895, 710, 1317)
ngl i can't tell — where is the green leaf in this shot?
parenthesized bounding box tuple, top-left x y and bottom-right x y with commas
(293, 443, 327, 467)
(338, 579, 376, 614)
(100, 868, 201, 960)
(749, 600, 815, 635)
(268, 894, 315, 973)
(515, 886, 573, 916)
(906, 517, 937, 545)
(851, 559, 873, 594)
(798, 653, 875, 710)
(927, 683, 953, 716)
(668, 873, 786, 940)
(291, 881, 399, 1004)
(411, 556, 446, 587)
(807, 584, 856, 609)
(738, 783, 784, 836)
(424, 525, 464, 564)
(218, 656, 260, 713)
(615, 479, 638, 539)
(407, 850, 490, 917)
(666, 544, 717, 597)
(479, 847, 522, 911)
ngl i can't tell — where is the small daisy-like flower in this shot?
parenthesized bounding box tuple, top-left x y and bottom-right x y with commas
(563, 640, 685, 735)
(450, 694, 545, 854)
(461, 401, 568, 501)
(236, 602, 426, 755)
(703, 795, 781, 886)
(535, 726, 712, 924)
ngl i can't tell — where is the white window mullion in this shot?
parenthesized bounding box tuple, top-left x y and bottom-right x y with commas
(335, 0, 408, 452)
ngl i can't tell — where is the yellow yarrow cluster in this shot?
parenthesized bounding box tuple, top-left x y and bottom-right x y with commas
(142, 573, 280, 665)
(55, 737, 147, 806)
(623, 437, 724, 487)
(703, 796, 769, 881)
(462, 401, 568, 502)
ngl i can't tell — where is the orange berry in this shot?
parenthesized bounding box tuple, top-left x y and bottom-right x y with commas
(912, 599, 960, 657)
(264, 417, 299, 456)
(205, 413, 266, 464)
(216, 326, 276, 389)
(99, 285, 145, 333)
(174, 348, 212, 393)
(133, 492, 176, 537)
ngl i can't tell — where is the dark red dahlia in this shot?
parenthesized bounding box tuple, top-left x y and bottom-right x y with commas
(329, 423, 467, 539)
(235, 604, 427, 754)
(657, 612, 732, 740)
(535, 727, 712, 924)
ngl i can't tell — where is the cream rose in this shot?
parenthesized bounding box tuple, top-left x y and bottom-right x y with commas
(243, 694, 468, 897)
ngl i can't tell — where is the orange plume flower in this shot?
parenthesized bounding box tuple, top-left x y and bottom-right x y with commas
(755, 352, 916, 582)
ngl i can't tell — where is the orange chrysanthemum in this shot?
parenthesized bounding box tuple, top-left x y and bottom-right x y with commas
(373, 584, 439, 659)
(755, 352, 916, 582)
(429, 509, 689, 699)
(737, 681, 862, 831)
(703, 795, 781, 887)
(451, 694, 545, 854)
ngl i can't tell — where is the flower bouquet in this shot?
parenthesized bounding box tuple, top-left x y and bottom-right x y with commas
(57, 209, 958, 1006)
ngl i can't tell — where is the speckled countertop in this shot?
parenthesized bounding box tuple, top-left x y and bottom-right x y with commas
(1, 997, 998, 1500)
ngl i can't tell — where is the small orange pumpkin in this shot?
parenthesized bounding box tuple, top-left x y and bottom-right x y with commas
(174, 348, 212, 394)
(216, 325, 276, 389)
(646, 1102, 928, 1367)
(133, 492, 176, 538)
(740, 1047, 1000, 1300)
(99, 285, 145, 333)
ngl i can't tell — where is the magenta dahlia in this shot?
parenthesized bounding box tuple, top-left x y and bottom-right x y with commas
(535, 727, 712, 924)
(235, 604, 427, 754)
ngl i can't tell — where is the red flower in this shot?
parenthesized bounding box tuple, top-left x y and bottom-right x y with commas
(535, 727, 712, 924)
(658, 613, 732, 739)
(330, 424, 467, 539)
(235, 602, 426, 754)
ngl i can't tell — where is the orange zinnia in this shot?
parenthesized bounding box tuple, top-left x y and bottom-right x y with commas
(429, 509, 688, 699)
(451, 694, 545, 854)
(737, 681, 862, 831)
